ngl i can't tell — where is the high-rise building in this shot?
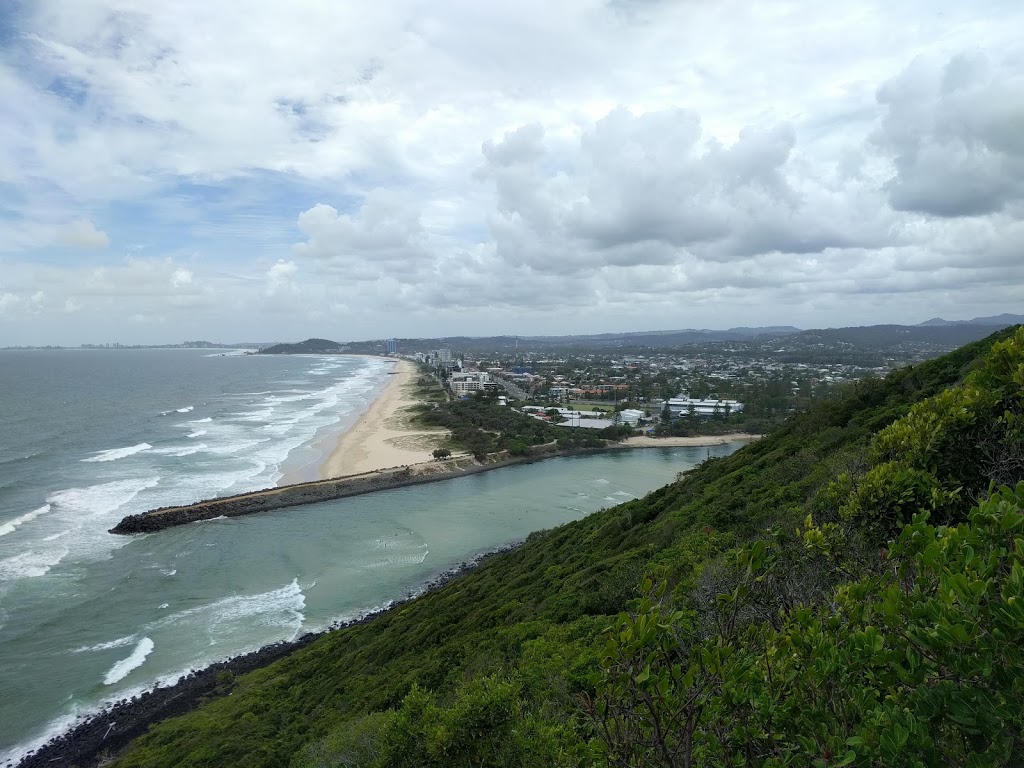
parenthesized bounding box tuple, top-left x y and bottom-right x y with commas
(386, 338, 397, 354)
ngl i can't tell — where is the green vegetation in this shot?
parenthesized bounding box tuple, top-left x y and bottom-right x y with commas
(258, 338, 347, 355)
(111, 328, 1023, 767)
(415, 392, 618, 459)
(410, 374, 448, 404)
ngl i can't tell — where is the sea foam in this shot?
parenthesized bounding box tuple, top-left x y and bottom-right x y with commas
(74, 635, 137, 653)
(81, 443, 153, 463)
(0, 504, 50, 538)
(47, 478, 160, 518)
(0, 546, 70, 580)
(150, 443, 207, 457)
(103, 637, 155, 685)
(152, 578, 306, 642)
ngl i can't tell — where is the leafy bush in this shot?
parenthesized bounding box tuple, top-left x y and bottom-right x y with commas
(587, 484, 1024, 767)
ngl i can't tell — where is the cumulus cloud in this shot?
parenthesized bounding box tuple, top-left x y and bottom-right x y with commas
(1, 0, 1022, 343)
(474, 108, 891, 289)
(170, 268, 193, 288)
(876, 52, 1024, 217)
(57, 218, 110, 248)
(293, 192, 432, 280)
(0, 293, 20, 314)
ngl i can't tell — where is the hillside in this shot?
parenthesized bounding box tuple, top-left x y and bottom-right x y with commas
(918, 313, 1024, 327)
(258, 338, 349, 355)
(84, 328, 1023, 767)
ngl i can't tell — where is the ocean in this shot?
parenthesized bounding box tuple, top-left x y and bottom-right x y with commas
(0, 349, 740, 761)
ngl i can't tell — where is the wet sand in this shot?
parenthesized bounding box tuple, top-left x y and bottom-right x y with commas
(320, 360, 450, 479)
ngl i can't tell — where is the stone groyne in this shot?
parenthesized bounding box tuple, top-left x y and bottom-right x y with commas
(109, 446, 591, 534)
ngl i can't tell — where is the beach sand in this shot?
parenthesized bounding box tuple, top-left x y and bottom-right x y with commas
(621, 434, 761, 448)
(320, 360, 449, 479)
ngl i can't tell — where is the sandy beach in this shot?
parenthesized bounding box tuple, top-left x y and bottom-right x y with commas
(320, 360, 449, 479)
(622, 433, 761, 448)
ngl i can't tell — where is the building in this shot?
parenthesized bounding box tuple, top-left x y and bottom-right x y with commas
(426, 346, 459, 372)
(548, 386, 571, 402)
(386, 338, 397, 354)
(449, 371, 499, 396)
(667, 395, 744, 419)
(555, 418, 616, 430)
(618, 408, 645, 425)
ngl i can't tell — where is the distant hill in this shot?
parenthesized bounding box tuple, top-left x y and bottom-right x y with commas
(363, 323, 1012, 355)
(520, 326, 803, 347)
(373, 326, 805, 352)
(784, 324, 1011, 348)
(918, 313, 1024, 327)
(258, 338, 348, 355)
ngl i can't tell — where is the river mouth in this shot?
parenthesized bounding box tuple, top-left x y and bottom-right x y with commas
(1, 443, 742, 763)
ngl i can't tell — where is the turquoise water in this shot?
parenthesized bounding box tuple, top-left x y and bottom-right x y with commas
(0, 350, 740, 760)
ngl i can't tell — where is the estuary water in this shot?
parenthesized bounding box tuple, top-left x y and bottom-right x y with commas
(0, 349, 740, 761)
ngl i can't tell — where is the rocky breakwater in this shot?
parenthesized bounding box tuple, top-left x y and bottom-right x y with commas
(109, 446, 598, 535)
(111, 464, 431, 534)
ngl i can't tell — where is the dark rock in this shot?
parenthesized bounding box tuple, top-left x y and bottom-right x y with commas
(15, 544, 515, 768)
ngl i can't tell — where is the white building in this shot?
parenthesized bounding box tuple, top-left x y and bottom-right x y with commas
(555, 418, 616, 430)
(667, 395, 743, 419)
(548, 386, 571, 402)
(449, 371, 499, 395)
(618, 408, 645, 425)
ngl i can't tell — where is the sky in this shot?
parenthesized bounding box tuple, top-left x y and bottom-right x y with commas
(1, 0, 1022, 345)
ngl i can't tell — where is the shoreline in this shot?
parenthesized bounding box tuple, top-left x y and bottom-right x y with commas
(26, 434, 761, 765)
(12, 545, 517, 768)
(319, 360, 449, 480)
(621, 434, 760, 448)
(276, 356, 401, 486)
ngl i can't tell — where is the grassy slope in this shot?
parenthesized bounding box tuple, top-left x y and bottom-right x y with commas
(111, 332, 1007, 768)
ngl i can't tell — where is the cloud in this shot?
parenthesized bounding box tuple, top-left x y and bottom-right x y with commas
(876, 52, 1024, 217)
(293, 192, 432, 280)
(57, 218, 110, 248)
(267, 260, 297, 285)
(1, 1, 1023, 343)
(476, 107, 890, 285)
(0, 293, 20, 314)
(170, 268, 193, 288)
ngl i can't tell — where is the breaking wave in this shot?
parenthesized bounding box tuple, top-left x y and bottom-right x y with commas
(81, 443, 152, 463)
(103, 637, 155, 685)
(0, 504, 50, 538)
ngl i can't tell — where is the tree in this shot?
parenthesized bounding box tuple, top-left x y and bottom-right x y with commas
(545, 408, 564, 423)
(431, 448, 451, 460)
(587, 485, 1024, 767)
